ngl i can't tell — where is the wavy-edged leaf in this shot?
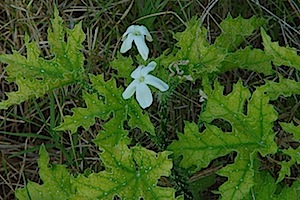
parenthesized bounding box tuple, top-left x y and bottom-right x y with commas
(243, 169, 300, 200)
(277, 147, 300, 183)
(110, 53, 134, 79)
(214, 15, 265, 51)
(0, 8, 85, 109)
(160, 17, 226, 79)
(261, 28, 300, 69)
(280, 122, 300, 141)
(55, 91, 106, 133)
(73, 141, 177, 200)
(15, 145, 74, 200)
(220, 47, 273, 75)
(56, 74, 154, 145)
(275, 123, 300, 184)
(261, 76, 300, 100)
(168, 80, 278, 200)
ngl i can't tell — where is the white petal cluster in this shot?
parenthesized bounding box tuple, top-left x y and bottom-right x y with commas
(120, 25, 153, 61)
(122, 61, 169, 109)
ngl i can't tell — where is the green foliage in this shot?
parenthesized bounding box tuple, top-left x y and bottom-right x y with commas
(220, 47, 273, 75)
(55, 74, 154, 145)
(214, 15, 265, 51)
(5, 8, 300, 200)
(16, 143, 178, 200)
(168, 80, 279, 199)
(110, 53, 134, 79)
(0, 8, 85, 109)
(243, 169, 300, 200)
(160, 17, 226, 80)
(261, 28, 300, 69)
(159, 15, 268, 81)
(74, 142, 176, 199)
(276, 122, 300, 183)
(15, 145, 75, 199)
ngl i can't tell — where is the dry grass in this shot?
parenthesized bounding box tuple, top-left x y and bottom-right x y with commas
(0, 0, 300, 199)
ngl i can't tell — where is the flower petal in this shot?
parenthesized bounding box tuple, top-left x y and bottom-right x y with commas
(138, 25, 153, 42)
(145, 75, 169, 92)
(134, 36, 149, 61)
(122, 79, 138, 99)
(121, 25, 136, 40)
(136, 83, 153, 109)
(141, 61, 156, 76)
(131, 66, 143, 79)
(120, 34, 134, 53)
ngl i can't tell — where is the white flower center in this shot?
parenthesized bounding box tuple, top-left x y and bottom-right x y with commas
(139, 76, 145, 82)
(133, 29, 141, 36)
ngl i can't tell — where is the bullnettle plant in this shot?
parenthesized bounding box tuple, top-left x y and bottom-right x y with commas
(0, 7, 299, 200)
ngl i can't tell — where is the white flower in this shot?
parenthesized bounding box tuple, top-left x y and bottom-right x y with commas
(120, 25, 153, 61)
(122, 61, 169, 109)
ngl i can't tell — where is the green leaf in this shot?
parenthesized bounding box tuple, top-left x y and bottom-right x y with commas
(15, 145, 74, 200)
(0, 8, 85, 109)
(277, 124, 300, 182)
(277, 179, 300, 200)
(55, 91, 106, 133)
(220, 47, 273, 75)
(56, 74, 154, 145)
(168, 80, 278, 200)
(261, 28, 300, 69)
(110, 53, 134, 79)
(261, 76, 300, 100)
(160, 17, 226, 79)
(280, 122, 300, 141)
(243, 169, 300, 200)
(214, 15, 265, 51)
(277, 147, 300, 183)
(73, 142, 177, 200)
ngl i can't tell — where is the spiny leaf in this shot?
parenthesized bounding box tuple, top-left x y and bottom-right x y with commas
(55, 91, 106, 133)
(220, 47, 273, 75)
(277, 179, 300, 200)
(110, 53, 134, 79)
(160, 17, 226, 79)
(73, 142, 177, 200)
(168, 80, 278, 200)
(16, 143, 179, 200)
(277, 147, 300, 183)
(15, 145, 74, 200)
(218, 151, 255, 200)
(276, 122, 300, 183)
(243, 169, 300, 200)
(261, 76, 300, 100)
(214, 15, 265, 51)
(94, 115, 131, 146)
(56, 74, 154, 145)
(261, 28, 300, 69)
(0, 8, 85, 109)
(280, 122, 300, 141)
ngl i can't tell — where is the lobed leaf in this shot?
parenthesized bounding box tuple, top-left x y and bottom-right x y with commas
(73, 142, 177, 200)
(243, 169, 300, 200)
(278, 123, 300, 182)
(16, 143, 178, 200)
(168, 80, 278, 200)
(261, 76, 300, 100)
(15, 145, 74, 200)
(56, 74, 154, 146)
(261, 28, 300, 70)
(280, 122, 300, 141)
(220, 47, 273, 75)
(214, 15, 265, 51)
(0, 8, 85, 109)
(110, 53, 134, 79)
(160, 17, 226, 79)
